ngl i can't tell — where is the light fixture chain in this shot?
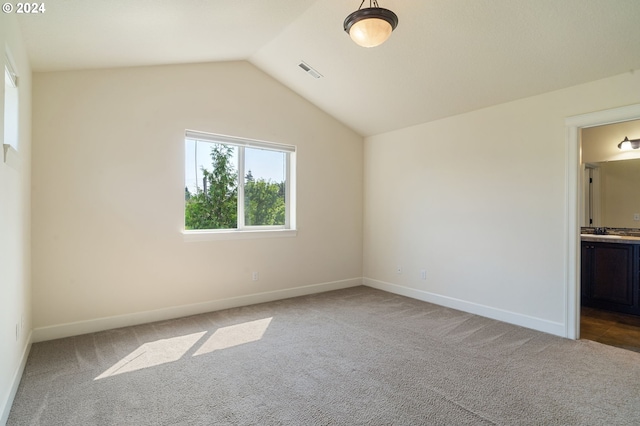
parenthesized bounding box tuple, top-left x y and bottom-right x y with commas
(358, 0, 381, 10)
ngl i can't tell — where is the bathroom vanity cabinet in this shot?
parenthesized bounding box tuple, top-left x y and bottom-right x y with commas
(581, 239, 639, 315)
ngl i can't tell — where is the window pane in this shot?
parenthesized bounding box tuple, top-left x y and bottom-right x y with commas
(244, 147, 286, 226)
(185, 139, 238, 230)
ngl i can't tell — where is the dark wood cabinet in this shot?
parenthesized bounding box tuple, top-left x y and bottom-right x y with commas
(581, 241, 638, 315)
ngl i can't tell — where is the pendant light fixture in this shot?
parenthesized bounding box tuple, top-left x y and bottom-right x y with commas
(344, 0, 398, 48)
(617, 136, 640, 150)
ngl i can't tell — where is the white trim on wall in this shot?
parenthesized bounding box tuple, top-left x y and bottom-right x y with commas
(0, 332, 31, 426)
(565, 103, 640, 340)
(363, 278, 565, 337)
(32, 279, 362, 342)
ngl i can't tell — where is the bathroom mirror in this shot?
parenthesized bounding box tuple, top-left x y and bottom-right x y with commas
(584, 158, 640, 229)
(582, 119, 640, 229)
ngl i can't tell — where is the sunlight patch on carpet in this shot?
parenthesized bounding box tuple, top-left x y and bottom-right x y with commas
(94, 332, 206, 380)
(94, 318, 273, 380)
(193, 317, 272, 356)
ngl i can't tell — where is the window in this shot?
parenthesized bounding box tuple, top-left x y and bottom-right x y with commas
(184, 130, 296, 239)
(3, 59, 18, 152)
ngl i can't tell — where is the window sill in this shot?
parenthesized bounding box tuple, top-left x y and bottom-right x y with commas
(183, 229, 297, 242)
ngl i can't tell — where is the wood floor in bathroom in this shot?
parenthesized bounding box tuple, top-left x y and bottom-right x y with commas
(580, 306, 640, 353)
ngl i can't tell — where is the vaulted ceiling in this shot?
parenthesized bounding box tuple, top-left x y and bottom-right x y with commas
(17, 0, 640, 136)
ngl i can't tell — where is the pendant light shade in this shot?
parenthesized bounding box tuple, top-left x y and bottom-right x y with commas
(344, 1, 398, 48)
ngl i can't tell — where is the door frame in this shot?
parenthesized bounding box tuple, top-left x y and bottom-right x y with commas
(583, 163, 601, 228)
(565, 103, 640, 339)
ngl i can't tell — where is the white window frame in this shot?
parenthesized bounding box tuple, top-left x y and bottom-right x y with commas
(3, 55, 19, 161)
(183, 130, 297, 241)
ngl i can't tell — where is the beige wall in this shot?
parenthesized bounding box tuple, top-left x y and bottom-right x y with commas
(32, 61, 363, 336)
(0, 13, 32, 425)
(363, 71, 640, 335)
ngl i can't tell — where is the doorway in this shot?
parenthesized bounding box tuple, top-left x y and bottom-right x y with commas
(565, 103, 640, 341)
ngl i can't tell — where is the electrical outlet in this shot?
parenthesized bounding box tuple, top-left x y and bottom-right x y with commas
(420, 269, 427, 280)
(252, 271, 259, 281)
(396, 266, 402, 274)
(634, 213, 640, 221)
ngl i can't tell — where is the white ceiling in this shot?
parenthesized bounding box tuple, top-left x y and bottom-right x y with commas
(17, 0, 640, 136)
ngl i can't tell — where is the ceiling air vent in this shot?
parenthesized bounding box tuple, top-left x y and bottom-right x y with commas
(298, 61, 323, 79)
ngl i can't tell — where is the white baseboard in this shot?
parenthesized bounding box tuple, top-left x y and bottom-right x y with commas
(32, 278, 363, 343)
(363, 278, 566, 337)
(1, 331, 32, 426)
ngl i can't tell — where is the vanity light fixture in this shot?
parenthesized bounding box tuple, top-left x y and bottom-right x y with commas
(617, 136, 640, 150)
(344, 0, 398, 48)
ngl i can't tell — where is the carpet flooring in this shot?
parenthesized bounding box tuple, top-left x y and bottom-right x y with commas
(8, 286, 640, 425)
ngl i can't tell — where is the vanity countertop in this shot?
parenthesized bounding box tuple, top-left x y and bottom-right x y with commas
(581, 234, 640, 244)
